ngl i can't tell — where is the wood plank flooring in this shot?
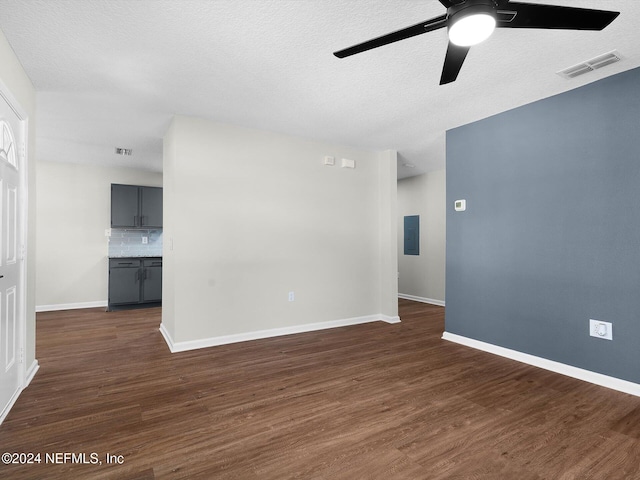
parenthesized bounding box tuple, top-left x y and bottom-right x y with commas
(1, 299, 639, 479)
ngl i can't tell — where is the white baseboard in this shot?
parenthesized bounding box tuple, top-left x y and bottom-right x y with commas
(0, 386, 21, 425)
(160, 313, 401, 353)
(36, 301, 108, 312)
(381, 314, 401, 324)
(0, 360, 39, 426)
(398, 293, 445, 307)
(158, 323, 175, 352)
(25, 359, 39, 386)
(442, 332, 640, 398)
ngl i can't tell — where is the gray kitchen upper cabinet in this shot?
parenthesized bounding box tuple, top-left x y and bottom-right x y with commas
(111, 184, 139, 227)
(140, 187, 163, 228)
(111, 184, 163, 228)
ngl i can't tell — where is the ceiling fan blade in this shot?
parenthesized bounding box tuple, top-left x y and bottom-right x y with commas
(437, 0, 461, 7)
(440, 42, 470, 85)
(497, 2, 619, 30)
(334, 15, 447, 58)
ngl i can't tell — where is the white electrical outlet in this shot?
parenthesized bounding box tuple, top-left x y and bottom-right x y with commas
(589, 319, 613, 340)
(142, 236, 148, 244)
(454, 199, 466, 211)
(288, 291, 295, 302)
(104, 228, 112, 237)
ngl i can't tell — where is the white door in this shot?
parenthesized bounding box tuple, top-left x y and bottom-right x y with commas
(0, 93, 23, 419)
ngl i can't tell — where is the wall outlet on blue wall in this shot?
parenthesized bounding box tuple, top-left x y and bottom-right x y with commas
(454, 199, 466, 211)
(590, 319, 612, 340)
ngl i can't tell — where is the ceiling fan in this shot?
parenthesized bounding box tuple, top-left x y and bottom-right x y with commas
(333, 0, 620, 85)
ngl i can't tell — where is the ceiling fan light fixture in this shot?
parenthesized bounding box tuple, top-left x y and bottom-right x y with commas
(449, 14, 496, 46)
(448, 2, 497, 47)
(334, 0, 620, 85)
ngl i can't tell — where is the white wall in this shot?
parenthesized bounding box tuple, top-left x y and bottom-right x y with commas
(35, 161, 162, 309)
(0, 28, 37, 366)
(397, 170, 446, 305)
(379, 150, 399, 317)
(162, 116, 398, 347)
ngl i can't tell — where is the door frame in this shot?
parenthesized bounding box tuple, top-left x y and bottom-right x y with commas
(0, 76, 31, 425)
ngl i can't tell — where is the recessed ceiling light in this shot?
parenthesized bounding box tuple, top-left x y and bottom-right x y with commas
(115, 147, 132, 156)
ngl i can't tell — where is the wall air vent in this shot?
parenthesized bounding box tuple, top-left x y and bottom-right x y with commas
(557, 50, 622, 80)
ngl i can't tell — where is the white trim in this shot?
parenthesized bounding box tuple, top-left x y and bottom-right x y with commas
(25, 359, 39, 385)
(0, 384, 21, 425)
(0, 360, 38, 426)
(398, 293, 445, 307)
(381, 314, 401, 324)
(0, 77, 29, 119)
(160, 314, 400, 354)
(442, 332, 640, 398)
(36, 301, 108, 313)
(0, 77, 30, 426)
(158, 322, 175, 352)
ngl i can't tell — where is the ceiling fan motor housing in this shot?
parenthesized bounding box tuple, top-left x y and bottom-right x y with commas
(448, 0, 497, 21)
(447, 0, 498, 17)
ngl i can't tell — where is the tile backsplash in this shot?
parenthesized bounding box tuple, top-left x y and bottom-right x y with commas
(109, 229, 163, 257)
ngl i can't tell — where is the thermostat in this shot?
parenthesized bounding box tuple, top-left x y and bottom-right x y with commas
(454, 199, 466, 212)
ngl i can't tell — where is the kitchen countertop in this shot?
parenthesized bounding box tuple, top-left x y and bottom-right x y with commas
(109, 255, 162, 259)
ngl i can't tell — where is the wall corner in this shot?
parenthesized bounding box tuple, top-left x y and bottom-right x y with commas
(379, 149, 398, 319)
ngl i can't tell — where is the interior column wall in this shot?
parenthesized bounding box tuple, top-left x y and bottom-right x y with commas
(163, 116, 398, 345)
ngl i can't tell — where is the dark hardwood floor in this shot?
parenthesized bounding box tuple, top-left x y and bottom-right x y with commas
(1, 299, 639, 479)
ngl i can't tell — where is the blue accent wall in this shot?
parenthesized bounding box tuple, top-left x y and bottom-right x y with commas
(446, 67, 640, 384)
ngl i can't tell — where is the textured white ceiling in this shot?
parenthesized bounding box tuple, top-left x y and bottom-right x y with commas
(0, 0, 638, 178)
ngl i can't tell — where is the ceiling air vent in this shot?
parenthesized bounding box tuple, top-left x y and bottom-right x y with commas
(557, 50, 622, 80)
(115, 147, 133, 156)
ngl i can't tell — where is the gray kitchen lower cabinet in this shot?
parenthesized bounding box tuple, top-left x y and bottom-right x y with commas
(142, 259, 162, 302)
(109, 260, 141, 304)
(108, 257, 162, 310)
